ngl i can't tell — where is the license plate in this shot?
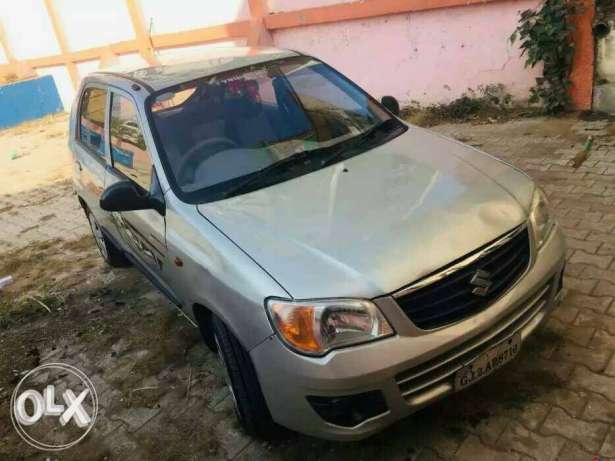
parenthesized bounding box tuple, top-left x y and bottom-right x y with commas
(454, 333, 521, 391)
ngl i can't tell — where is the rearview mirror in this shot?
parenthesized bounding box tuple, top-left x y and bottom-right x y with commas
(381, 96, 400, 117)
(100, 181, 157, 213)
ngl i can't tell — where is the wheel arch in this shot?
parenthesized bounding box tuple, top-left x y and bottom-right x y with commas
(193, 303, 217, 352)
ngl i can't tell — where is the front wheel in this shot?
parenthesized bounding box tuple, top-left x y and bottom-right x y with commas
(212, 316, 279, 439)
(86, 210, 130, 268)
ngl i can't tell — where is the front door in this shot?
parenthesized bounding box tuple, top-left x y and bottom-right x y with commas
(104, 90, 172, 295)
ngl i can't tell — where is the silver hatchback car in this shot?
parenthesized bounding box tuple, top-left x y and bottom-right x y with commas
(71, 47, 566, 441)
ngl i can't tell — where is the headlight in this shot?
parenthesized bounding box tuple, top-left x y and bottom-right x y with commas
(529, 188, 554, 249)
(266, 298, 394, 356)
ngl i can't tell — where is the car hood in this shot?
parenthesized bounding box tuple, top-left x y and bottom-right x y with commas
(197, 125, 533, 299)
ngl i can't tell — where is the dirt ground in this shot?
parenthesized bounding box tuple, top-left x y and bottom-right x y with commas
(0, 114, 614, 460)
(0, 113, 72, 195)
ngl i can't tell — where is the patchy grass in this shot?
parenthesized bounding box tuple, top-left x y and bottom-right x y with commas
(0, 204, 14, 214)
(0, 239, 57, 275)
(0, 296, 38, 330)
(0, 236, 100, 307)
(18, 224, 39, 235)
(62, 234, 95, 252)
(402, 84, 542, 127)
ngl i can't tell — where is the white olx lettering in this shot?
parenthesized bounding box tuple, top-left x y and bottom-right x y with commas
(44, 385, 65, 416)
(15, 389, 45, 426)
(14, 387, 90, 427)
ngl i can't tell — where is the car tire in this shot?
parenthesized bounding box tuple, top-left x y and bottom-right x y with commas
(212, 315, 279, 439)
(86, 210, 131, 268)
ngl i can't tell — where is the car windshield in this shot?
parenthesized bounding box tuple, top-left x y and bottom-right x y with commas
(147, 56, 405, 203)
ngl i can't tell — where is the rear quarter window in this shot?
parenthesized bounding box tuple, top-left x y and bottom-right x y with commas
(79, 87, 107, 158)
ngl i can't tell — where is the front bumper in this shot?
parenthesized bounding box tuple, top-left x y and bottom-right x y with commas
(250, 225, 566, 440)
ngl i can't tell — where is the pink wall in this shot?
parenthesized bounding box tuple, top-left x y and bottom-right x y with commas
(268, 0, 354, 13)
(271, 0, 542, 106)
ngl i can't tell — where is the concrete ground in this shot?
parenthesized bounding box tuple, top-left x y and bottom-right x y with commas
(0, 113, 614, 460)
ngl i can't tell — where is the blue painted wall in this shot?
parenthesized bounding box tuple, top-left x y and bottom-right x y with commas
(0, 75, 64, 129)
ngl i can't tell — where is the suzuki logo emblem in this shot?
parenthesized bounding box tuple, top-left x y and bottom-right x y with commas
(470, 269, 492, 296)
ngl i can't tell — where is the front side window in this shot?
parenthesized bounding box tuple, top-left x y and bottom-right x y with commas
(110, 93, 152, 190)
(79, 87, 107, 157)
(148, 56, 405, 203)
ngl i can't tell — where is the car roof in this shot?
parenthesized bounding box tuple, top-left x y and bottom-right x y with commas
(90, 46, 300, 92)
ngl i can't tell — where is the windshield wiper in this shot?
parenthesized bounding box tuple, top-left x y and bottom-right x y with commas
(320, 118, 400, 168)
(222, 118, 401, 199)
(223, 150, 313, 198)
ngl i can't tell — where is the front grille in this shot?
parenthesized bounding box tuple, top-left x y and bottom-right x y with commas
(395, 225, 531, 330)
(396, 279, 552, 401)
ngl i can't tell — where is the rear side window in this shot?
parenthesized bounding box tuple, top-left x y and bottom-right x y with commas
(110, 93, 152, 190)
(79, 87, 107, 157)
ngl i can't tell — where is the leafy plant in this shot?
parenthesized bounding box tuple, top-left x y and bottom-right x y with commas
(402, 84, 515, 126)
(510, 0, 580, 114)
(478, 84, 513, 109)
(431, 85, 512, 120)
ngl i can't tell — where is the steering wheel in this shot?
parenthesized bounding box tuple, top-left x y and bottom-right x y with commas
(176, 137, 238, 184)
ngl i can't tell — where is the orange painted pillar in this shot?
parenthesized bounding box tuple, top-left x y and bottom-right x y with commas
(125, 0, 158, 65)
(570, 0, 595, 111)
(43, 0, 80, 89)
(247, 0, 272, 47)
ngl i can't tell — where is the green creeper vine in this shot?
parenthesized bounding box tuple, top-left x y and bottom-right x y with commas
(510, 0, 580, 114)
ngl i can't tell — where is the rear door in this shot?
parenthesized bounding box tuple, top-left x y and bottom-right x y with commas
(73, 85, 110, 223)
(104, 89, 173, 295)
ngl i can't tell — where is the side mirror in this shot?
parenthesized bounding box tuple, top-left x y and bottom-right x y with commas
(100, 180, 158, 213)
(381, 96, 400, 117)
